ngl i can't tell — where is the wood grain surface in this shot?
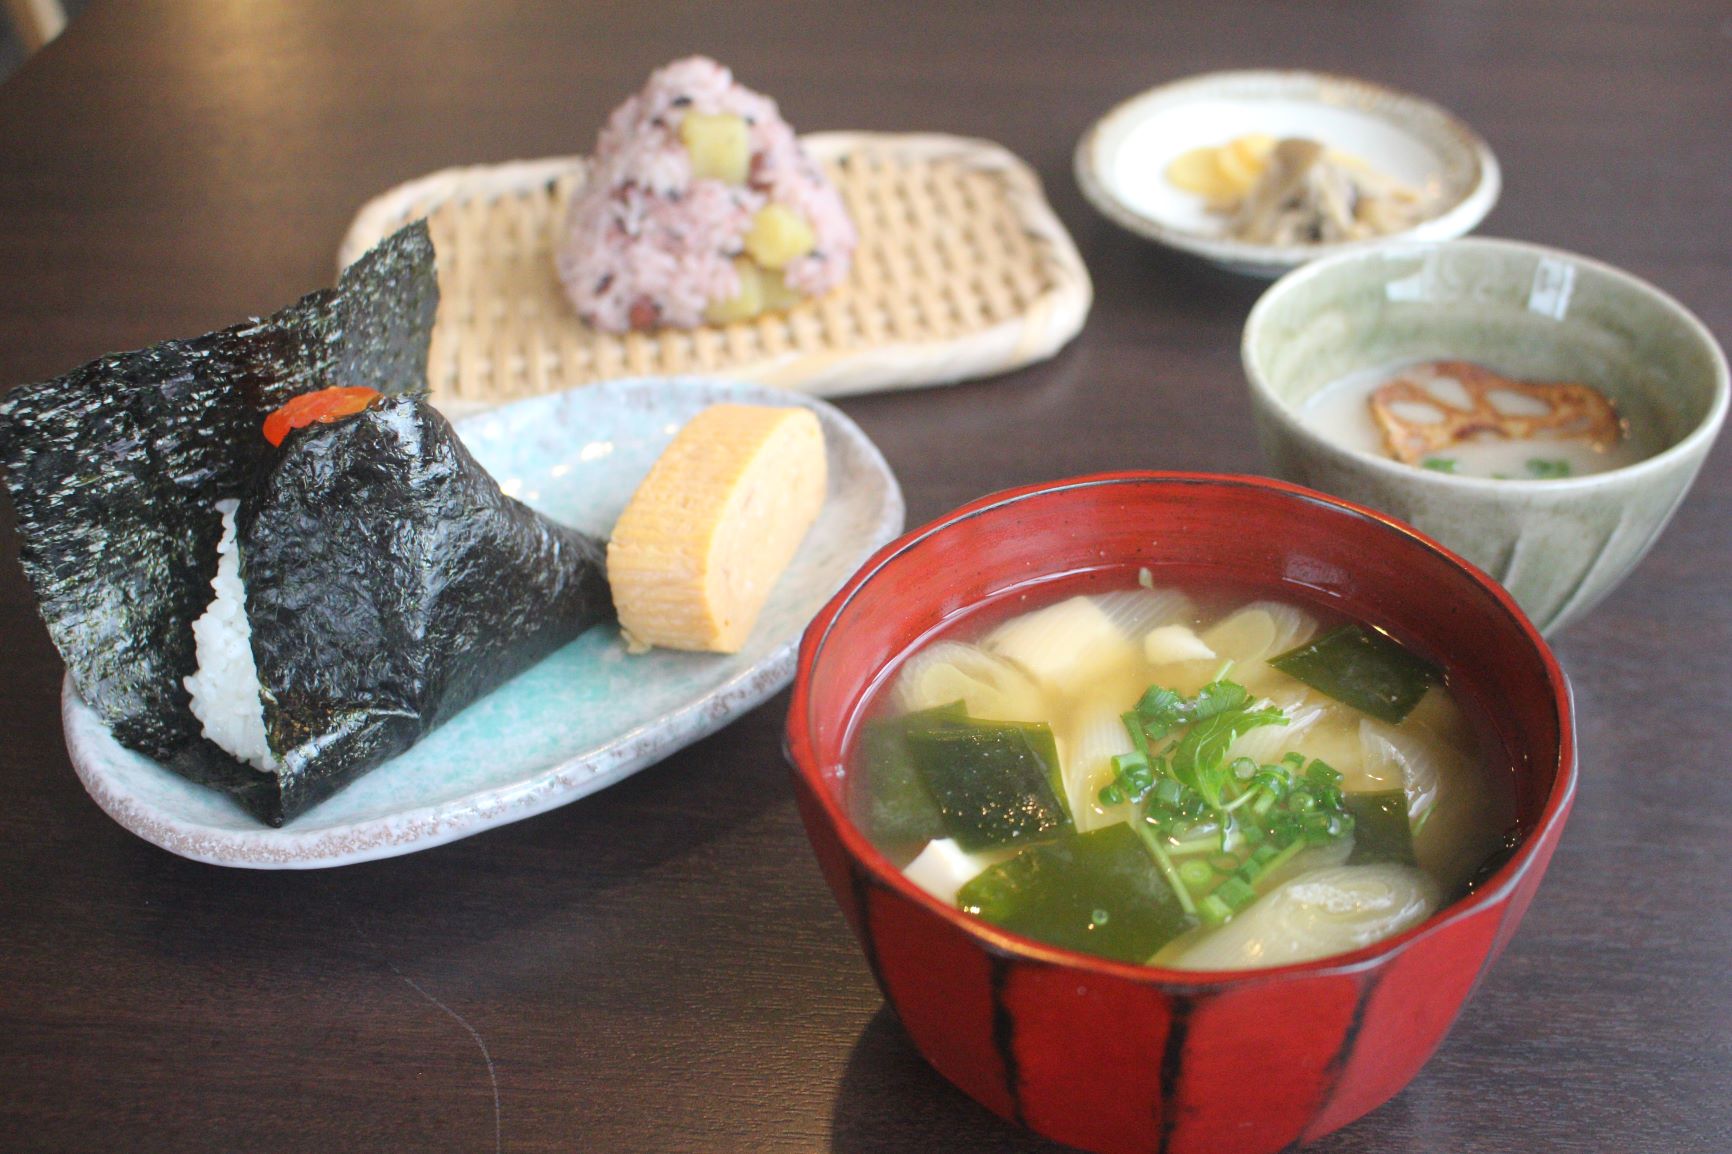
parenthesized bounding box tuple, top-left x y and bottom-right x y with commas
(1, 3, 1728, 1151)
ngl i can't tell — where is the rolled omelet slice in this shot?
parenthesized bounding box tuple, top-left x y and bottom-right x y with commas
(608, 404, 827, 653)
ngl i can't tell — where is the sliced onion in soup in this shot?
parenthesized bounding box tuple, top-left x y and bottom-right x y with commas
(1225, 701, 1324, 766)
(1059, 705, 1137, 833)
(1091, 588, 1196, 641)
(1202, 606, 1277, 665)
(1170, 864, 1439, 971)
(1260, 601, 1320, 656)
(892, 641, 1047, 723)
(983, 595, 1139, 695)
(1359, 719, 1443, 824)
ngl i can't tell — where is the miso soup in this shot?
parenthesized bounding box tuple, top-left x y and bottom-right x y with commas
(848, 577, 1516, 971)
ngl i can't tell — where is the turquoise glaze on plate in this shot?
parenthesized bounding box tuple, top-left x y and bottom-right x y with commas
(62, 378, 905, 868)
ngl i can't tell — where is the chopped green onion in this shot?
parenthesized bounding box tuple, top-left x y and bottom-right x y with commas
(1111, 750, 1154, 801)
(1254, 769, 1290, 799)
(1213, 876, 1257, 912)
(1153, 778, 1188, 809)
(1130, 815, 1196, 916)
(1122, 711, 1152, 757)
(1132, 688, 1184, 740)
(1178, 859, 1214, 890)
(1219, 785, 1263, 813)
(1102, 673, 1360, 930)
(1197, 894, 1234, 927)
(1244, 837, 1306, 889)
(1421, 456, 1458, 473)
(1306, 759, 1342, 787)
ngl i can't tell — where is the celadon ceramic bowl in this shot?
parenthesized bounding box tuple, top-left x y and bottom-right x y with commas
(1242, 238, 1729, 634)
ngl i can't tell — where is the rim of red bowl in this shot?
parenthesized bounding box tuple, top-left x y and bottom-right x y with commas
(787, 471, 1579, 988)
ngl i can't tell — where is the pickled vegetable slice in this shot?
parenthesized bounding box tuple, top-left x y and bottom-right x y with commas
(262, 386, 381, 447)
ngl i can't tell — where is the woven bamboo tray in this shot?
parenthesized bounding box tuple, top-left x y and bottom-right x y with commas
(338, 133, 1092, 414)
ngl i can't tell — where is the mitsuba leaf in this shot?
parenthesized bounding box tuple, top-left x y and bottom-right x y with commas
(1170, 706, 1286, 807)
(1189, 679, 1250, 721)
(1134, 685, 1186, 739)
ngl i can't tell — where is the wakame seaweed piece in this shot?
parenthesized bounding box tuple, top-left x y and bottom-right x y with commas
(1344, 790, 1417, 866)
(1451, 827, 1525, 903)
(957, 823, 1198, 963)
(237, 395, 613, 824)
(983, 716, 1068, 805)
(1268, 624, 1442, 724)
(0, 222, 438, 763)
(858, 701, 967, 846)
(905, 718, 1071, 852)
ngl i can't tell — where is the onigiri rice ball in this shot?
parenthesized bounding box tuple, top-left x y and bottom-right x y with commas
(556, 56, 858, 332)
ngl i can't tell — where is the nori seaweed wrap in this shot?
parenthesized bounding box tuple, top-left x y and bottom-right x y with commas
(231, 393, 611, 821)
(0, 222, 614, 825)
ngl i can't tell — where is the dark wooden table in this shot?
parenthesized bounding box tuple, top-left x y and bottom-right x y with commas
(2, 3, 1728, 1151)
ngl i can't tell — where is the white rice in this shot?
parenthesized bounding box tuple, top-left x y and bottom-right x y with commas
(183, 500, 279, 772)
(556, 55, 858, 332)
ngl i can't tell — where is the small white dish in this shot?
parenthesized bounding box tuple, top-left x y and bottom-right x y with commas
(62, 378, 904, 868)
(1075, 70, 1501, 278)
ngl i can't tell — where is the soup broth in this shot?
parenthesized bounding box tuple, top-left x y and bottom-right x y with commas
(1301, 360, 1657, 479)
(848, 577, 1515, 971)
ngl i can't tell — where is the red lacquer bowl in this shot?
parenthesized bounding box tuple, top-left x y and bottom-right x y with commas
(785, 473, 1575, 1154)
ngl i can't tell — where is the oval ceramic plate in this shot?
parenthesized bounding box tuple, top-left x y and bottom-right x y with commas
(1075, 70, 1500, 278)
(62, 378, 904, 868)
